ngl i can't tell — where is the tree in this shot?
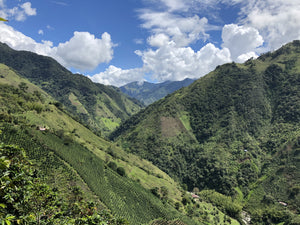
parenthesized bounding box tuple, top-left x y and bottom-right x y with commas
(160, 186, 169, 201)
(18, 82, 28, 92)
(108, 161, 117, 171)
(117, 166, 126, 176)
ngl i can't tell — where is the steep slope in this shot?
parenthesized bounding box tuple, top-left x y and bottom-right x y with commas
(111, 41, 300, 224)
(0, 42, 142, 136)
(0, 65, 203, 225)
(120, 78, 194, 105)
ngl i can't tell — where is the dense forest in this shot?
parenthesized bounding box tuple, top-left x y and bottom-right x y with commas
(111, 41, 300, 224)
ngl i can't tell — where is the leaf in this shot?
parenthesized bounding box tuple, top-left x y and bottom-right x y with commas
(0, 17, 8, 22)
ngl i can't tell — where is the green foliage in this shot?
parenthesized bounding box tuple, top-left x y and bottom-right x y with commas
(0, 43, 143, 136)
(0, 76, 197, 224)
(198, 190, 242, 219)
(112, 41, 300, 222)
(116, 166, 126, 176)
(108, 161, 118, 171)
(0, 144, 128, 224)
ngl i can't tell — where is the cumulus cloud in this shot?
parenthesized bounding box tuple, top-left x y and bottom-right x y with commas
(0, 23, 53, 55)
(89, 65, 145, 87)
(0, 1, 36, 21)
(55, 32, 114, 70)
(240, 0, 300, 50)
(147, 33, 170, 47)
(139, 10, 211, 47)
(0, 23, 114, 71)
(222, 24, 263, 62)
(135, 41, 231, 82)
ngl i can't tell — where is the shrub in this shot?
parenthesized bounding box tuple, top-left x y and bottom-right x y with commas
(117, 167, 126, 176)
(107, 161, 117, 171)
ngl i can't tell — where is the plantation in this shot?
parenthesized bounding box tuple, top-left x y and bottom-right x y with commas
(0, 68, 203, 224)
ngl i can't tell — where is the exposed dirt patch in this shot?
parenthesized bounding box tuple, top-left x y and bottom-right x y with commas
(160, 116, 186, 138)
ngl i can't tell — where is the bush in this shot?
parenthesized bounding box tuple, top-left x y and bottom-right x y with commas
(107, 161, 117, 171)
(117, 167, 126, 176)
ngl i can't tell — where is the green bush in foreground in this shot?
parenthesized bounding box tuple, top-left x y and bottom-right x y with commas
(0, 143, 129, 225)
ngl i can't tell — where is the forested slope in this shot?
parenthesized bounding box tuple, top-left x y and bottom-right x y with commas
(111, 41, 300, 224)
(0, 64, 202, 224)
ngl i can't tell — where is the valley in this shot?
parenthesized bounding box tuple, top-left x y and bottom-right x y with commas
(0, 41, 299, 224)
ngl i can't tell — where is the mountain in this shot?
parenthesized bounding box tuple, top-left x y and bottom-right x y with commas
(120, 78, 195, 105)
(0, 63, 204, 224)
(111, 41, 300, 224)
(0, 42, 142, 136)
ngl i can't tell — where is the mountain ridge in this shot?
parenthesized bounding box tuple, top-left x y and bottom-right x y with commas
(0, 64, 202, 224)
(0, 42, 143, 136)
(111, 40, 300, 224)
(120, 78, 195, 105)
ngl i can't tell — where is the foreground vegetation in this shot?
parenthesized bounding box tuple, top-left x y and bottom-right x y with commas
(0, 143, 130, 224)
(0, 64, 204, 224)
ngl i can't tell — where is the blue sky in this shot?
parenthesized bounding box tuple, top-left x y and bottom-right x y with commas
(0, 0, 300, 86)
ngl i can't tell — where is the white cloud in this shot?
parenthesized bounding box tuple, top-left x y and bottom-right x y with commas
(54, 32, 114, 70)
(89, 65, 145, 87)
(222, 24, 263, 62)
(89, 40, 232, 87)
(135, 41, 231, 82)
(0, 0, 5, 8)
(240, 0, 300, 50)
(21, 2, 36, 16)
(38, 29, 43, 35)
(147, 33, 170, 47)
(0, 23, 53, 55)
(159, 0, 187, 12)
(139, 10, 211, 47)
(0, 23, 114, 71)
(236, 51, 257, 63)
(0, 1, 36, 21)
(134, 38, 144, 45)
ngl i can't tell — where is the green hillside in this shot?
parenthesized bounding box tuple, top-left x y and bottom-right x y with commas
(0, 42, 142, 136)
(120, 79, 194, 105)
(0, 64, 218, 224)
(111, 41, 300, 224)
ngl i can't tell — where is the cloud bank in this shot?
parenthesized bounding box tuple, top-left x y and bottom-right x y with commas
(91, 0, 300, 86)
(1, 0, 299, 87)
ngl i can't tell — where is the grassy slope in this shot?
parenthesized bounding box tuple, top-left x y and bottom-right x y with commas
(111, 41, 300, 224)
(0, 65, 203, 224)
(0, 43, 142, 136)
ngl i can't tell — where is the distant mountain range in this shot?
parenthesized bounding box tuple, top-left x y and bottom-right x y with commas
(120, 78, 195, 105)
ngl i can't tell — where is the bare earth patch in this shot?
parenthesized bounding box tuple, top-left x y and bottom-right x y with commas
(160, 116, 186, 138)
